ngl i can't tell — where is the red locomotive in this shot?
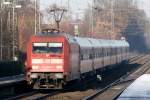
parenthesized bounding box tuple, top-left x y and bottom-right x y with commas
(26, 29, 129, 89)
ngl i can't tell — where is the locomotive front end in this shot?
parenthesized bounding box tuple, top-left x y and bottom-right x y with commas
(26, 36, 68, 89)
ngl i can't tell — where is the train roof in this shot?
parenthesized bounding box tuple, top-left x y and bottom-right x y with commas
(35, 32, 129, 48)
(118, 74, 150, 100)
(74, 37, 129, 48)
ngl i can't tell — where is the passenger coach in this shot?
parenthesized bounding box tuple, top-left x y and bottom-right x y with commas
(26, 30, 129, 89)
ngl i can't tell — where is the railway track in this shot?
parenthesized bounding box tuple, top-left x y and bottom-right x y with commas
(84, 55, 150, 100)
(6, 54, 143, 100)
(129, 54, 145, 63)
(39, 54, 144, 100)
(6, 90, 60, 100)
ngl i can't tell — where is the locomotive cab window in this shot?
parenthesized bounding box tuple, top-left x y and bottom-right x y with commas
(48, 43, 63, 54)
(32, 43, 48, 53)
(32, 42, 63, 54)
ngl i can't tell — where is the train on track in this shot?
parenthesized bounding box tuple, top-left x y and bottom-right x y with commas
(26, 29, 129, 89)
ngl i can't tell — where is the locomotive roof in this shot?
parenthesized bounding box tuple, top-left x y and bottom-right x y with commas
(35, 32, 69, 37)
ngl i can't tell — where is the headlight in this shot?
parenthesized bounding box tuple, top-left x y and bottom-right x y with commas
(51, 59, 63, 64)
(32, 59, 43, 64)
(32, 65, 39, 69)
(56, 65, 63, 69)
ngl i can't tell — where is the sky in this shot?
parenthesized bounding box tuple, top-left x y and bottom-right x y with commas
(40, 0, 88, 23)
(40, 0, 88, 12)
(139, 0, 150, 17)
(39, 0, 150, 23)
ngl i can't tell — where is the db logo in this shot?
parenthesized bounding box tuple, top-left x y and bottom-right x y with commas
(46, 54, 49, 57)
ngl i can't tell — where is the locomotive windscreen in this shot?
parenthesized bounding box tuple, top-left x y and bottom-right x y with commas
(32, 42, 63, 54)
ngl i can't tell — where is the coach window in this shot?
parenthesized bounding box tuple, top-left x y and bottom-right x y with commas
(101, 48, 104, 57)
(106, 48, 108, 56)
(95, 50, 97, 58)
(119, 48, 120, 54)
(112, 48, 113, 56)
(108, 48, 110, 56)
(80, 54, 83, 60)
(112, 48, 113, 55)
(113, 48, 115, 56)
(108, 48, 109, 56)
(125, 47, 127, 53)
(122, 47, 123, 54)
(93, 49, 95, 58)
(116, 48, 118, 55)
(89, 54, 92, 59)
(101, 48, 103, 57)
(105, 48, 107, 56)
(104, 48, 106, 56)
(120, 47, 122, 54)
(98, 49, 101, 57)
(107, 48, 109, 56)
(100, 48, 102, 57)
(111, 48, 114, 56)
(115, 48, 117, 55)
(118, 48, 120, 55)
(114, 48, 116, 55)
(121, 48, 122, 54)
(120, 48, 121, 54)
(111, 48, 112, 56)
(123, 47, 125, 54)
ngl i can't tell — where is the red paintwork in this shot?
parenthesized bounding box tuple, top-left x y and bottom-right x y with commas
(26, 36, 70, 75)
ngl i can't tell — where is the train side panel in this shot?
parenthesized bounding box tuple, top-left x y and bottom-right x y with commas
(80, 48, 93, 74)
(93, 48, 103, 69)
(103, 48, 111, 67)
(110, 48, 117, 65)
(69, 43, 80, 80)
